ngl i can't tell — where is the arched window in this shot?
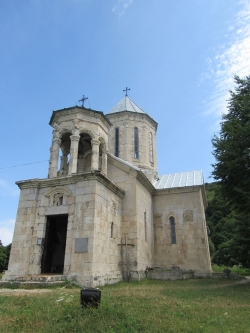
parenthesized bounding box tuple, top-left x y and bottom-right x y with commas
(134, 127, 139, 159)
(144, 211, 147, 241)
(115, 128, 119, 157)
(170, 216, 176, 244)
(149, 132, 153, 163)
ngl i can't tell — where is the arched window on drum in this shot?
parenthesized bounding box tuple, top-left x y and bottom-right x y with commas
(134, 127, 139, 159)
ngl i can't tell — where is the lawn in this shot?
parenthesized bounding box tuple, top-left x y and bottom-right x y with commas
(0, 278, 250, 333)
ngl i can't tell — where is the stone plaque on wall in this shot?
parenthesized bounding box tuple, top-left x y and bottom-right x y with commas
(75, 238, 88, 253)
(153, 213, 162, 228)
(183, 210, 194, 222)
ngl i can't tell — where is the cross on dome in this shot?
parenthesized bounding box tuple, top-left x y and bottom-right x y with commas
(123, 87, 130, 96)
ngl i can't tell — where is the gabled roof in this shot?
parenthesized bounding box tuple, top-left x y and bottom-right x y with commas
(153, 170, 204, 189)
(107, 96, 146, 114)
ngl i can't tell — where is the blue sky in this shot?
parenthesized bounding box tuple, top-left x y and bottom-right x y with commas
(1, 0, 250, 245)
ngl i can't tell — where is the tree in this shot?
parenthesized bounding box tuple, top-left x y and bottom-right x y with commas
(0, 240, 7, 272)
(205, 182, 238, 266)
(210, 75, 250, 268)
(212, 75, 250, 213)
(0, 240, 11, 272)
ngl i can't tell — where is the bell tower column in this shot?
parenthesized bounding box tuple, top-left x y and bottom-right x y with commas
(68, 135, 80, 175)
(48, 138, 61, 178)
(91, 139, 100, 171)
(101, 146, 107, 175)
(58, 147, 68, 176)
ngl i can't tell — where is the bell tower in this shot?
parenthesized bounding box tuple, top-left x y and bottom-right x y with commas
(48, 106, 111, 178)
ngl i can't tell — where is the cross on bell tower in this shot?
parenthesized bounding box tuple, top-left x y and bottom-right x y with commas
(78, 95, 88, 107)
(123, 87, 131, 96)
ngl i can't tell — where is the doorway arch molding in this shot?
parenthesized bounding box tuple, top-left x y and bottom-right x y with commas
(43, 186, 73, 205)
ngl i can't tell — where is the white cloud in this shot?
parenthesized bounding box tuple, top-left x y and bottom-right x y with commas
(201, 2, 250, 120)
(112, 0, 133, 16)
(0, 219, 15, 246)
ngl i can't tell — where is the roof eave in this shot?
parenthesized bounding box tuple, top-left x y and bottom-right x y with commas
(107, 110, 158, 130)
(49, 106, 112, 126)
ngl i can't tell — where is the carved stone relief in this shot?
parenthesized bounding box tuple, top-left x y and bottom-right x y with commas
(110, 200, 117, 216)
(153, 213, 162, 228)
(183, 210, 194, 222)
(53, 193, 63, 206)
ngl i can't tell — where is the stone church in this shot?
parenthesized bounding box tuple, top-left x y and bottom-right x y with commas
(3, 93, 211, 286)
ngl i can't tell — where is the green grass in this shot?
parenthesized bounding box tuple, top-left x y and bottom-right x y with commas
(0, 278, 250, 333)
(212, 264, 250, 276)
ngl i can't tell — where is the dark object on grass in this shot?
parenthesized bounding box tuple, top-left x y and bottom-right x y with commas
(80, 288, 101, 308)
(223, 268, 231, 278)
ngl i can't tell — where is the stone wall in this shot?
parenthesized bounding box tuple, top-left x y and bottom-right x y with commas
(146, 266, 211, 281)
(153, 187, 212, 274)
(135, 179, 154, 270)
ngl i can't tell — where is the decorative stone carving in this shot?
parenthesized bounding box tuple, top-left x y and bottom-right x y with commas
(183, 210, 194, 222)
(70, 135, 80, 142)
(53, 121, 60, 138)
(110, 200, 117, 216)
(154, 213, 162, 228)
(53, 193, 63, 206)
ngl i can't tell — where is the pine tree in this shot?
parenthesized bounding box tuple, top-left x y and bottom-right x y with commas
(211, 75, 250, 268)
(0, 240, 7, 272)
(212, 75, 250, 213)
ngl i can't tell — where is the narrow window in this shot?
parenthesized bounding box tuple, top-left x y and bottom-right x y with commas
(170, 217, 176, 244)
(144, 211, 147, 241)
(149, 132, 153, 163)
(134, 127, 139, 159)
(110, 222, 114, 238)
(115, 128, 119, 157)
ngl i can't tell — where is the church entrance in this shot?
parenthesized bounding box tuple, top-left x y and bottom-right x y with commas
(41, 215, 68, 274)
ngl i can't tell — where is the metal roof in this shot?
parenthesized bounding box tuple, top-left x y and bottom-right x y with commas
(107, 96, 146, 114)
(153, 170, 204, 189)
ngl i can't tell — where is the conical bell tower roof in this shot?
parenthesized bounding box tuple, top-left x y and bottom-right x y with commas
(107, 95, 146, 115)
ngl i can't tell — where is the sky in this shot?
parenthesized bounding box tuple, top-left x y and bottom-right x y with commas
(0, 0, 250, 245)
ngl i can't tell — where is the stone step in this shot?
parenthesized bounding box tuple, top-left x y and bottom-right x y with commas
(14, 275, 66, 283)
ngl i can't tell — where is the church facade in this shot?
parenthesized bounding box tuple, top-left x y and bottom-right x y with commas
(3, 95, 211, 286)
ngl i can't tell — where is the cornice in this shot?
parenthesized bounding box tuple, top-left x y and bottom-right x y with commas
(50, 107, 112, 128)
(16, 171, 125, 199)
(153, 186, 201, 196)
(136, 171, 155, 194)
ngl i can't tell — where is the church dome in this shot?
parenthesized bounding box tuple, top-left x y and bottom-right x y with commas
(108, 96, 146, 115)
